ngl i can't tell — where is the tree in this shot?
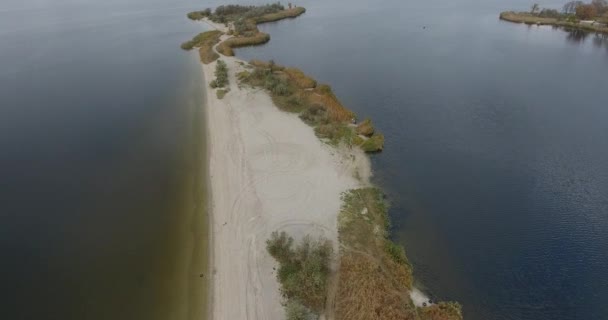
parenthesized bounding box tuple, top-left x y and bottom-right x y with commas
(576, 4, 598, 19)
(563, 1, 584, 14)
(531, 3, 540, 14)
(592, 0, 608, 14)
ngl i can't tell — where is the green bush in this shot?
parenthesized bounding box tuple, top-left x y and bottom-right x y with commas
(216, 89, 228, 99)
(299, 104, 329, 126)
(285, 299, 316, 320)
(385, 241, 410, 266)
(213, 60, 229, 88)
(360, 134, 384, 152)
(266, 232, 333, 313)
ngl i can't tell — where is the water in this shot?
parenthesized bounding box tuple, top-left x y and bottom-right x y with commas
(237, 0, 608, 319)
(2, 0, 607, 319)
(0, 0, 212, 319)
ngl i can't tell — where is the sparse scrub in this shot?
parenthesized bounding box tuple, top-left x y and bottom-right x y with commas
(355, 119, 374, 136)
(205, 5, 306, 56)
(499, 4, 608, 34)
(285, 300, 316, 320)
(419, 302, 463, 320)
(211, 60, 229, 88)
(360, 134, 385, 152)
(216, 89, 228, 99)
(239, 60, 384, 152)
(336, 188, 462, 320)
(187, 9, 211, 20)
(266, 231, 333, 315)
(180, 30, 223, 64)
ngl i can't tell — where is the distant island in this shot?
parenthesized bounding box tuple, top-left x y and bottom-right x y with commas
(500, 0, 608, 34)
(183, 3, 462, 320)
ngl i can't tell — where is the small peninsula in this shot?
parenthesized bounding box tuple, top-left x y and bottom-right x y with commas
(500, 1, 608, 34)
(183, 3, 462, 320)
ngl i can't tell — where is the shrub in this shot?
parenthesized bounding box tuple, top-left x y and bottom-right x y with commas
(180, 30, 223, 64)
(355, 119, 374, 136)
(213, 60, 229, 88)
(360, 134, 384, 152)
(266, 232, 333, 313)
(267, 231, 294, 264)
(576, 4, 597, 19)
(538, 9, 562, 18)
(299, 104, 329, 126)
(314, 122, 356, 146)
(385, 241, 410, 266)
(216, 89, 228, 99)
(187, 9, 211, 20)
(418, 302, 463, 320)
(285, 299, 316, 320)
(284, 68, 317, 89)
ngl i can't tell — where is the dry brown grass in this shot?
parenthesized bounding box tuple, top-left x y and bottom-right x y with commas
(307, 85, 354, 122)
(239, 61, 384, 151)
(216, 7, 306, 56)
(180, 30, 223, 64)
(217, 32, 271, 56)
(335, 188, 462, 320)
(418, 302, 463, 320)
(284, 67, 317, 89)
(499, 11, 558, 24)
(356, 119, 374, 136)
(336, 253, 418, 320)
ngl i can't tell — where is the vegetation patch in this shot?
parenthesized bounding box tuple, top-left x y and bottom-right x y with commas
(188, 4, 306, 57)
(180, 30, 223, 64)
(355, 119, 375, 136)
(210, 60, 229, 89)
(216, 89, 228, 99)
(239, 60, 385, 152)
(336, 188, 462, 320)
(500, 1, 608, 34)
(359, 134, 385, 153)
(266, 231, 333, 318)
(419, 302, 464, 320)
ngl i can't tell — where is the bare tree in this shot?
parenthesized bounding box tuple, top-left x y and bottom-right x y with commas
(563, 1, 584, 14)
(592, 0, 608, 14)
(531, 3, 540, 14)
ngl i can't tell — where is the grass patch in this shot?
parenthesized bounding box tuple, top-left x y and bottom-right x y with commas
(239, 60, 385, 152)
(359, 134, 385, 153)
(216, 89, 228, 99)
(204, 5, 306, 56)
(187, 9, 211, 21)
(210, 60, 228, 89)
(180, 30, 223, 64)
(355, 118, 374, 136)
(419, 302, 463, 320)
(336, 188, 462, 320)
(266, 231, 332, 317)
(499, 11, 608, 34)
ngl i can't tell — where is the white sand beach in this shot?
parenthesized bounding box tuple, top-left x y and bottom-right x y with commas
(202, 28, 371, 319)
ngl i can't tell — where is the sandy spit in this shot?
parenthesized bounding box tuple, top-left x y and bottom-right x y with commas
(201, 27, 371, 319)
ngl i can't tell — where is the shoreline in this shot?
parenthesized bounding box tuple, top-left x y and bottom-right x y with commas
(201, 21, 370, 319)
(192, 8, 459, 320)
(499, 11, 608, 34)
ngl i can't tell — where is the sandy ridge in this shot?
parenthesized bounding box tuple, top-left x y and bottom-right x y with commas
(200, 20, 371, 320)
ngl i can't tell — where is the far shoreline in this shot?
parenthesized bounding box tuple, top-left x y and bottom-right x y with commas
(499, 11, 608, 34)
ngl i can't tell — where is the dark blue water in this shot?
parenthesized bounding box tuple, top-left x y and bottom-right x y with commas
(0, 1, 211, 319)
(237, 0, 608, 319)
(3, 0, 607, 319)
